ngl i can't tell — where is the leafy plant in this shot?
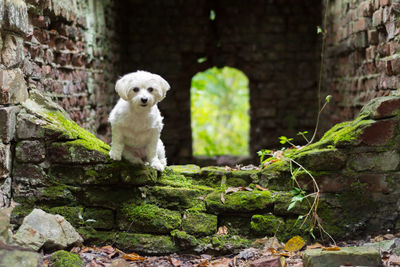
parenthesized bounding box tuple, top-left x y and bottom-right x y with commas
(191, 67, 250, 156)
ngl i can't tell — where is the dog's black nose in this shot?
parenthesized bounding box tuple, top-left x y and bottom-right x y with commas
(141, 97, 148, 103)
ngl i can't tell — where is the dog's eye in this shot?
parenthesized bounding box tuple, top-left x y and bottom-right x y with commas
(133, 87, 139, 92)
(147, 87, 154, 93)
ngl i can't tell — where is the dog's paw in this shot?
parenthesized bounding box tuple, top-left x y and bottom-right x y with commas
(109, 150, 122, 161)
(150, 160, 165, 172)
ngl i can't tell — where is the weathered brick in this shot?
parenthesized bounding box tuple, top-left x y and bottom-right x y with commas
(0, 105, 19, 143)
(0, 68, 28, 104)
(361, 119, 396, 146)
(358, 1, 373, 17)
(354, 17, 371, 32)
(368, 29, 379, 45)
(2, 34, 24, 68)
(15, 140, 46, 163)
(4, 0, 29, 34)
(372, 8, 383, 27)
(0, 143, 11, 178)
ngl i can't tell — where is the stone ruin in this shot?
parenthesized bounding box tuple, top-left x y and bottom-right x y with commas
(4, 88, 400, 254)
(0, 0, 400, 257)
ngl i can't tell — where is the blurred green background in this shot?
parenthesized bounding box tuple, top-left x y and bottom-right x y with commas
(191, 67, 250, 156)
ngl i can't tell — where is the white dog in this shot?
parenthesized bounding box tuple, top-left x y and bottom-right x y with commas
(108, 71, 170, 171)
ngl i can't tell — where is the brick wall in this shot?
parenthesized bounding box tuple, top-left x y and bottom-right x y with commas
(24, 0, 119, 141)
(322, 0, 400, 131)
(117, 0, 322, 164)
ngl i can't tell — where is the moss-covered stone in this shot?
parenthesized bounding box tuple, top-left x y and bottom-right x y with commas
(45, 206, 84, 227)
(226, 177, 249, 187)
(199, 166, 231, 187)
(78, 228, 178, 255)
(49, 250, 84, 267)
(10, 204, 34, 225)
(219, 215, 252, 236)
(251, 214, 285, 237)
(273, 192, 311, 216)
(80, 187, 139, 209)
(182, 212, 217, 236)
(118, 203, 181, 234)
(294, 148, 347, 171)
(39, 184, 79, 205)
(259, 162, 292, 191)
(169, 165, 201, 178)
(83, 208, 114, 230)
(196, 235, 252, 254)
(279, 217, 312, 242)
(170, 229, 199, 249)
(141, 185, 212, 211)
(205, 190, 274, 214)
(48, 141, 108, 164)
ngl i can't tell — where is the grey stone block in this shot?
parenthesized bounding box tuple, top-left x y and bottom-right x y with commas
(0, 105, 19, 143)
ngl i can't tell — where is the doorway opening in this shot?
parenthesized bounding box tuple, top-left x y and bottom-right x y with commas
(190, 67, 250, 157)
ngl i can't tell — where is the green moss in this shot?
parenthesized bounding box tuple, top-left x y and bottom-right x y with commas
(169, 165, 201, 177)
(10, 204, 34, 225)
(182, 212, 217, 236)
(273, 192, 311, 216)
(83, 208, 114, 230)
(78, 228, 178, 255)
(40, 184, 78, 204)
(251, 214, 285, 237)
(44, 206, 84, 227)
(279, 217, 312, 242)
(205, 190, 274, 214)
(185, 202, 207, 213)
(219, 216, 252, 236)
(311, 116, 374, 148)
(118, 203, 181, 234)
(141, 185, 212, 211)
(197, 235, 252, 254)
(49, 250, 84, 267)
(170, 230, 199, 248)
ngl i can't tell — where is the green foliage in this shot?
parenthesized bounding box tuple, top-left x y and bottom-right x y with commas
(191, 67, 250, 156)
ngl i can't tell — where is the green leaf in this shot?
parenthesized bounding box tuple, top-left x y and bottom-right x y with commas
(197, 57, 207, 63)
(288, 201, 296, 211)
(325, 95, 332, 103)
(317, 26, 323, 34)
(209, 10, 216, 21)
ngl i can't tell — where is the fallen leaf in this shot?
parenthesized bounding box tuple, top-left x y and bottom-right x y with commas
(122, 252, 145, 261)
(225, 187, 239, 194)
(220, 193, 225, 204)
(280, 256, 287, 267)
(284, 236, 306, 252)
(195, 260, 209, 267)
(307, 243, 323, 249)
(262, 236, 284, 250)
(256, 185, 269, 191)
(169, 256, 183, 266)
(279, 252, 290, 257)
(217, 226, 228, 235)
(322, 246, 340, 251)
(210, 257, 231, 266)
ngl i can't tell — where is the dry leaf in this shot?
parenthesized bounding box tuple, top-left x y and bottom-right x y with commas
(122, 252, 145, 261)
(284, 236, 306, 252)
(210, 257, 231, 266)
(280, 256, 287, 267)
(307, 243, 323, 249)
(256, 185, 269, 191)
(217, 226, 228, 235)
(322, 246, 340, 251)
(225, 187, 239, 194)
(279, 252, 290, 257)
(195, 260, 209, 267)
(262, 236, 284, 250)
(169, 257, 183, 266)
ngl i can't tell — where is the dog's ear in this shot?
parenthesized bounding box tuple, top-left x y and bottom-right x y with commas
(155, 75, 170, 101)
(115, 76, 133, 101)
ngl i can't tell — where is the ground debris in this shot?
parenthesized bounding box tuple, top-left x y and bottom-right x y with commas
(41, 232, 400, 267)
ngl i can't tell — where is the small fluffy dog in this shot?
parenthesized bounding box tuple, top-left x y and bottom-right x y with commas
(108, 71, 170, 171)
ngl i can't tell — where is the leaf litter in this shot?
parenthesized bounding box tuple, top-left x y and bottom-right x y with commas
(43, 232, 400, 266)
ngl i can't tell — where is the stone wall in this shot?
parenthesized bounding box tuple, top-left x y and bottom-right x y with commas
(0, 0, 119, 207)
(24, 0, 119, 141)
(117, 0, 322, 163)
(322, 0, 400, 131)
(8, 89, 400, 254)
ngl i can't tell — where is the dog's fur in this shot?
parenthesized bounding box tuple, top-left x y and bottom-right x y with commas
(108, 71, 170, 171)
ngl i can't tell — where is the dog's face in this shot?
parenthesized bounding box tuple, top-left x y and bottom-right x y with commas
(115, 71, 170, 109)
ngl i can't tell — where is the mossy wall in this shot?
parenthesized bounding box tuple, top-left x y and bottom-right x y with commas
(8, 91, 400, 255)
